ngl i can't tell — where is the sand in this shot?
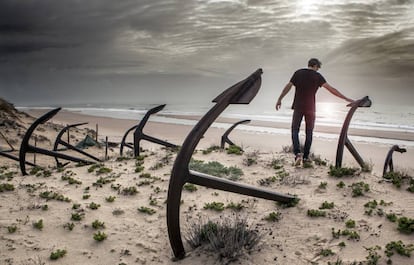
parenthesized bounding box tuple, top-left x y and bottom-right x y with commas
(1, 108, 414, 265)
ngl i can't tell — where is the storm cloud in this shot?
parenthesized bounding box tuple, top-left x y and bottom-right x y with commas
(1, 0, 413, 105)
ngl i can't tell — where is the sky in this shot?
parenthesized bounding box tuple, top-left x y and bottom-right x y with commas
(0, 0, 413, 107)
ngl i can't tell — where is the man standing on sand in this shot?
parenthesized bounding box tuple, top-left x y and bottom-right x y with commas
(275, 58, 353, 165)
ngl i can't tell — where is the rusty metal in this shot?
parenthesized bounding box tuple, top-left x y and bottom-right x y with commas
(0, 126, 36, 166)
(0, 151, 37, 167)
(119, 124, 138, 156)
(0, 131, 15, 151)
(383, 145, 406, 177)
(19, 108, 97, 175)
(53, 122, 102, 168)
(166, 69, 296, 260)
(221, 119, 250, 150)
(335, 96, 372, 168)
(119, 104, 177, 157)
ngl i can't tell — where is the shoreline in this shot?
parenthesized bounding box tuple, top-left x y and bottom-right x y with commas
(24, 107, 414, 143)
(161, 113, 414, 142)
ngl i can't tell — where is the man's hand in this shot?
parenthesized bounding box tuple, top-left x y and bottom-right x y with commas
(275, 100, 282, 110)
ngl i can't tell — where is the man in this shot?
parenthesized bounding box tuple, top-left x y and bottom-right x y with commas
(276, 58, 353, 165)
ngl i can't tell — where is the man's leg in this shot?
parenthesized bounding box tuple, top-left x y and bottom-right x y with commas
(303, 111, 316, 160)
(291, 110, 303, 157)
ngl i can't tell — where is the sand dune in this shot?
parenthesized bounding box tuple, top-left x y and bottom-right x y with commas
(1, 107, 414, 265)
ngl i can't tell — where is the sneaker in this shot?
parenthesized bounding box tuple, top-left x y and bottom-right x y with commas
(294, 153, 302, 166)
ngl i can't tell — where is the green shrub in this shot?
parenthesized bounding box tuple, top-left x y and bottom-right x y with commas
(332, 228, 360, 240)
(383, 171, 405, 188)
(88, 202, 101, 210)
(345, 219, 356, 228)
(0, 183, 15, 192)
(268, 158, 284, 170)
(264, 212, 282, 222)
(50, 249, 67, 260)
(277, 196, 300, 208)
(138, 206, 156, 215)
(307, 209, 326, 217)
(105, 196, 116, 202)
(33, 219, 44, 230)
(93, 231, 107, 241)
(63, 222, 75, 231)
(92, 220, 105, 229)
(71, 213, 84, 221)
(204, 202, 225, 212)
(336, 181, 345, 188)
(39, 191, 70, 202)
(364, 246, 381, 265)
(350, 182, 369, 197)
(189, 159, 243, 181)
(226, 202, 244, 211)
(226, 145, 243, 155)
(318, 248, 335, 257)
(202, 145, 220, 154)
(386, 213, 398, 222)
(397, 217, 414, 234)
(121, 186, 138, 195)
(184, 216, 262, 262)
(319, 201, 334, 209)
(318, 182, 327, 189)
(329, 166, 357, 177)
(183, 183, 198, 192)
(7, 225, 17, 233)
(385, 240, 414, 257)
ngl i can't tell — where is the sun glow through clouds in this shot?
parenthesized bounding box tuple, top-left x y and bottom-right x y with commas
(295, 0, 320, 16)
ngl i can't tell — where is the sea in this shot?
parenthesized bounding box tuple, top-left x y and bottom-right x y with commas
(18, 101, 414, 147)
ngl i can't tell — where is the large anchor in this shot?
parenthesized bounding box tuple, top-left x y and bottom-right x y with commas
(166, 69, 296, 260)
(119, 104, 177, 157)
(383, 145, 407, 177)
(0, 130, 36, 166)
(220, 119, 251, 150)
(53, 122, 102, 168)
(335, 96, 372, 168)
(19, 108, 97, 175)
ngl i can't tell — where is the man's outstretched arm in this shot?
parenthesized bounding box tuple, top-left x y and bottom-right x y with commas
(276, 82, 293, 110)
(322, 83, 353, 103)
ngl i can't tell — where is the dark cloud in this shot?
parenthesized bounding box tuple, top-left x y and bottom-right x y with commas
(325, 28, 414, 77)
(0, 0, 413, 105)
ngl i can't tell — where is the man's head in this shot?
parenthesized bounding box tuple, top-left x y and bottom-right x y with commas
(308, 58, 322, 69)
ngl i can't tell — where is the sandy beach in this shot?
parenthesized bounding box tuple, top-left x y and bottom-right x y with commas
(1, 106, 414, 265)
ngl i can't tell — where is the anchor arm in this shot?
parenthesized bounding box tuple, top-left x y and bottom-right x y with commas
(19, 108, 61, 175)
(120, 125, 138, 155)
(221, 119, 251, 149)
(189, 170, 295, 202)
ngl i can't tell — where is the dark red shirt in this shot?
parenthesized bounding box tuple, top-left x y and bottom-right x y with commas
(290, 68, 326, 112)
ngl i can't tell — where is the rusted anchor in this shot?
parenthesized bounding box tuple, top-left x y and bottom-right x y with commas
(53, 122, 102, 168)
(166, 69, 296, 260)
(335, 96, 371, 168)
(383, 145, 407, 177)
(19, 108, 97, 175)
(220, 119, 251, 150)
(0, 127, 36, 166)
(119, 104, 177, 157)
